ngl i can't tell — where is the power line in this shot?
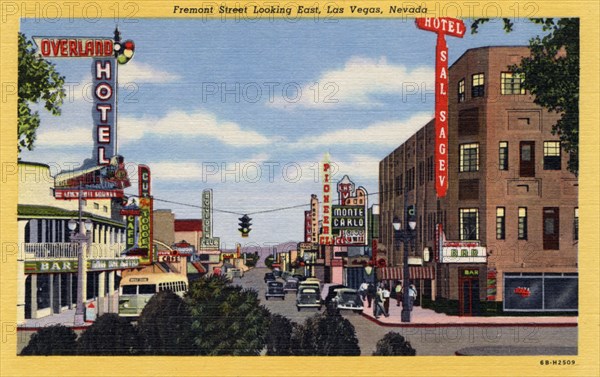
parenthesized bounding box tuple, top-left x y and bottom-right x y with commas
(126, 189, 387, 217)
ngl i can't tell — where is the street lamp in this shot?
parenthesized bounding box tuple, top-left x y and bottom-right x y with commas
(393, 214, 416, 323)
(69, 217, 93, 326)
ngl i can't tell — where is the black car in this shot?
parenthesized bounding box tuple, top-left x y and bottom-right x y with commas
(265, 281, 285, 300)
(264, 272, 276, 283)
(322, 284, 346, 306)
(292, 274, 306, 282)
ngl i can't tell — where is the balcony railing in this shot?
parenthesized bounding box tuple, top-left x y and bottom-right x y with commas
(24, 242, 126, 260)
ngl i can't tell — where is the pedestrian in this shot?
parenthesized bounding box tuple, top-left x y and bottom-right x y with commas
(359, 281, 368, 301)
(366, 282, 375, 308)
(374, 286, 387, 318)
(382, 284, 391, 315)
(395, 282, 403, 306)
(409, 284, 418, 311)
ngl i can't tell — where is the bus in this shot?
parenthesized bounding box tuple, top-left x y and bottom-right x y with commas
(118, 273, 188, 317)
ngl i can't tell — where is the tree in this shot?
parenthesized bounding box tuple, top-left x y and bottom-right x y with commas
(20, 325, 77, 355)
(185, 275, 270, 355)
(265, 313, 295, 356)
(471, 18, 579, 174)
(372, 332, 416, 356)
(76, 313, 140, 355)
(291, 306, 360, 356)
(18, 32, 66, 153)
(137, 290, 194, 355)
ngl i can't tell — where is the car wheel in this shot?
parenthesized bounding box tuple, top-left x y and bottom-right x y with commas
(265, 297, 269, 300)
(317, 306, 321, 311)
(297, 307, 301, 312)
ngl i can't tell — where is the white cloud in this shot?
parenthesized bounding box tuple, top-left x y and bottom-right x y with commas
(334, 154, 381, 181)
(270, 56, 434, 109)
(119, 109, 272, 147)
(292, 112, 433, 149)
(147, 161, 204, 181)
(35, 127, 92, 147)
(117, 61, 181, 84)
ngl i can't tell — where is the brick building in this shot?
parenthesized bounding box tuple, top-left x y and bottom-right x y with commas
(379, 46, 578, 315)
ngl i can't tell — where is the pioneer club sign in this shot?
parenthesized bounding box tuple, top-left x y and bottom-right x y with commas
(416, 18, 465, 198)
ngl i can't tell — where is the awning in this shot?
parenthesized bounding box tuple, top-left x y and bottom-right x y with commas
(190, 261, 207, 274)
(377, 266, 435, 281)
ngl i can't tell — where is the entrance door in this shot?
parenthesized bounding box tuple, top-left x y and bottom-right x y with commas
(459, 275, 480, 316)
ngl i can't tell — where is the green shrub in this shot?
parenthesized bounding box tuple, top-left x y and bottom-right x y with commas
(76, 313, 140, 355)
(265, 313, 295, 356)
(373, 332, 416, 356)
(20, 325, 77, 355)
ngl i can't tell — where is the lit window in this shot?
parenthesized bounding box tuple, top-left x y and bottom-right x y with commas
(459, 208, 479, 240)
(471, 73, 485, 97)
(496, 207, 505, 240)
(460, 143, 479, 172)
(544, 141, 561, 170)
(499, 142, 508, 170)
(574, 208, 579, 241)
(501, 72, 526, 95)
(518, 207, 528, 240)
(458, 79, 465, 102)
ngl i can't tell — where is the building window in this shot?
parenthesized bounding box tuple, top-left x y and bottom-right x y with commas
(520, 141, 536, 177)
(501, 72, 526, 95)
(574, 207, 579, 241)
(543, 207, 560, 250)
(93, 203, 100, 210)
(427, 156, 434, 181)
(499, 141, 508, 170)
(458, 78, 465, 102)
(544, 141, 561, 170)
(459, 208, 479, 240)
(418, 161, 424, 186)
(396, 175, 403, 196)
(459, 143, 479, 172)
(518, 207, 528, 240)
(103, 205, 108, 213)
(471, 73, 485, 97)
(496, 207, 505, 240)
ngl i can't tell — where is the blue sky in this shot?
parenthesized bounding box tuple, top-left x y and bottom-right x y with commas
(20, 18, 545, 246)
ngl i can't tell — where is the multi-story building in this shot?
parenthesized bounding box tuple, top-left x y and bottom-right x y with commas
(17, 161, 138, 324)
(379, 46, 578, 315)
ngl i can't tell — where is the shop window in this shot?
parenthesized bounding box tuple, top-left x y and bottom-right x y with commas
(496, 207, 505, 240)
(37, 274, 51, 310)
(518, 207, 528, 240)
(471, 73, 485, 97)
(501, 72, 526, 94)
(459, 208, 479, 240)
(543, 141, 561, 170)
(459, 143, 479, 172)
(499, 141, 509, 170)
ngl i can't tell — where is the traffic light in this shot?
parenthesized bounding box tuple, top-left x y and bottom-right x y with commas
(406, 205, 416, 229)
(238, 214, 252, 237)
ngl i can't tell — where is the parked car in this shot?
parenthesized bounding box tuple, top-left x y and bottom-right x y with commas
(332, 288, 364, 313)
(283, 278, 299, 293)
(226, 268, 244, 280)
(321, 284, 346, 306)
(264, 272, 276, 283)
(292, 274, 306, 282)
(265, 281, 285, 300)
(298, 280, 321, 294)
(296, 286, 322, 311)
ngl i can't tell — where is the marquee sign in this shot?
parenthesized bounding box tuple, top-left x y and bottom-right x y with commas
(416, 18, 465, 198)
(137, 165, 154, 265)
(200, 189, 220, 250)
(24, 258, 139, 274)
(319, 153, 333, 245)
(441, 240, 487, 263)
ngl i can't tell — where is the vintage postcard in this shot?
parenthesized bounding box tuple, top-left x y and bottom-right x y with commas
(1, 0, 598, 376)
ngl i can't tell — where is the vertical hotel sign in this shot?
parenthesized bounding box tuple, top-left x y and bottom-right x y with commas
(415, 18, 465, 198)
(319, 153, 333, 245)
(138, 165, 154, 264)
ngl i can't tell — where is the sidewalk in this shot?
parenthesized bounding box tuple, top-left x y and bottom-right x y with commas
(360, 299, 578, 327)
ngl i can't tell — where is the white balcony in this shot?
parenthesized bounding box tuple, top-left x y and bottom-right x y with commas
(24, 242, 126, 260)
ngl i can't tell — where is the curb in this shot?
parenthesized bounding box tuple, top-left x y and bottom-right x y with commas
(360, 312, 578, 327)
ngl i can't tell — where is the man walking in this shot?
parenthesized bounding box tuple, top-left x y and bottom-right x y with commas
(408, 284, 418, 311)
(382, 284, 391, 315)
(359, 281, 368, 301)
(366, 282, 376, 308)
(395, 282, 403, 306)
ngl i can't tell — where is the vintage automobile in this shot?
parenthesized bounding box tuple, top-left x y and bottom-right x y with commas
(321, 284, 346, 306)
(332, 288, 364, 313)
(296, 286, 322, 311)
(264, 272, 276, 283)
(266, 281, 285, 300)
(283, 278, 299, 293)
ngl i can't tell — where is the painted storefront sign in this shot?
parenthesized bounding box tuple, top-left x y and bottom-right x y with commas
(137, 165, 154, 264)
(200, 189, 220, 250)
(319, 154, 333, 245)
(24, 258, 139, 274)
